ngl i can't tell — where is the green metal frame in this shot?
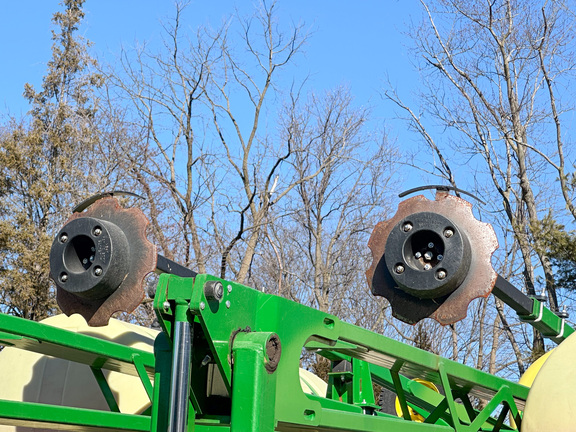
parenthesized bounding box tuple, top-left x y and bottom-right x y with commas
(518, 298, 574, 343)
(0, 272, 564, 431)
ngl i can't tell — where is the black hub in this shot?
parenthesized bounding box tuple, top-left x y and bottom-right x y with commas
(50, 217, 130, 300)
(384, 212, 471, 299)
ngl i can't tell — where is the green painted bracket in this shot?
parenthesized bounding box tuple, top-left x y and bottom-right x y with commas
(518, 298, 575, 343)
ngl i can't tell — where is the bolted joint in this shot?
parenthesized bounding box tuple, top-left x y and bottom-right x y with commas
(204, 280, 224, 302)
(232, 332, 282, 374)
(383, 211, 471, 299)
(50, 216, 129, 300)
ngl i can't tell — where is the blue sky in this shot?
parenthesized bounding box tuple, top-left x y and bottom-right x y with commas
(1, 0, 440, 201)
(1, 1, 420, 128)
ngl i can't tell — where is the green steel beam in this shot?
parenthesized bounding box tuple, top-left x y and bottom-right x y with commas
(0, 399, 150, 431)
(90, 367, 120, 413)
(230, 332, 278, 432)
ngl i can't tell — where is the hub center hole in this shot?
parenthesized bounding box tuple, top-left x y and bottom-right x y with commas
(64, 235, 96, 273)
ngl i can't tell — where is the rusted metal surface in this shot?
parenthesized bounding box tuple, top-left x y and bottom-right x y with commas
(54, 198, 157, 326)
(366, 192, 498, 325)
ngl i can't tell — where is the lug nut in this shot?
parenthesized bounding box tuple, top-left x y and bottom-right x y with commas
(395, 264, 405, 274)
(403, 223, 413, 232)
(444, 229, 454, 238)
(436, 270, 447, 280)
(60, 273, 68, 282)
(93, 227, 102, 236)
(94, 266, 103, 276)
(424, 251, 433, 260)
(59, 234, 68, 243)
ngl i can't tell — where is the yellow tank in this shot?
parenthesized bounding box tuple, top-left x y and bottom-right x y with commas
(522, 331, 576, 431)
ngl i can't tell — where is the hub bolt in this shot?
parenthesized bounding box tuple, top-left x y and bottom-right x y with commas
(424, 251, 433, 260)
(60, 273, 68, 282)
(444, 229, 454, 238)
(424, 264, 432, 271)
(94, 266, 103, 276)
(59, 234, 68, 243)
(436, 270, 447, 280)
(395, 264, 405, 274)
(403, 223, 413, 232)
(93, 227, 102, 236)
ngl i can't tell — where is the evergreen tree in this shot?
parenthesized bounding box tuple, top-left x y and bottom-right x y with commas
(0, 0, 103, 320)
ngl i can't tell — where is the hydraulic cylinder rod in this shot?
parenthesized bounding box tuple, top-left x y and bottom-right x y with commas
(168, 319, 193, 432)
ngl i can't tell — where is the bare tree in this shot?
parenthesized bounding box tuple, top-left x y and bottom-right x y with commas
(106, 1, 326, 284)
(0, 0, 106, 320)
(385, 0, 576, 358)
(252, 87, 398, 333)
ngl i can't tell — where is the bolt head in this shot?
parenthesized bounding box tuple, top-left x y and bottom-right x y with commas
(227, 284, 233, 293)
(226, 300, 231, 309)
(437, 254, 444, 261)
(428, 242, 435, 249)
(394, 264, 405, 274)
(424, 264, 432, 271)
(444, 229, 454, 238)
(163, 301, 170, 312)
(200, 301, 206, 310)
(414, 251, 422, 259)
(59, 234, 68, 243)
(94, 266, 103, 276)
(403, 223, 413, 232)
(93, 227, 102, 236)
(424, 251, 433, 260)
(60, 273, 68, 282)
(436, 270, 447, 280)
